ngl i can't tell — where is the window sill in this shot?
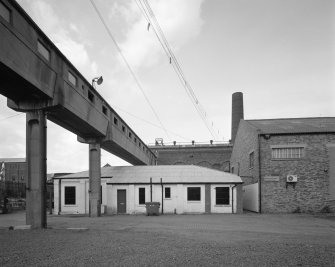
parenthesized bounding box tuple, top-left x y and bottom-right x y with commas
(215, 204, 231, 207)
(64, 204, 77, 207)
(187, 200, 201, 203)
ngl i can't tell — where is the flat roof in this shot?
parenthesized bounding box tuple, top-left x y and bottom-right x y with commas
(56, 165, 242, 184)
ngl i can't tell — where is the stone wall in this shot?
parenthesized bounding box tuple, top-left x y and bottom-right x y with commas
(260, 133, 335, 213)
(150, 144, 232, 172)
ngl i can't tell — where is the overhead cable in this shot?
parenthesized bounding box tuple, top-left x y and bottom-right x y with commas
(89, 0, 171, 141)
(136, 0, 220, 140)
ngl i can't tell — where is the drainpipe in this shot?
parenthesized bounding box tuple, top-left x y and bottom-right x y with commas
(231, 184, 237, 214)
(150, 177, 152, 202)
(160, 178, 163, 214)
(258, 133, 262, 213)
(58, 179, 61, 215)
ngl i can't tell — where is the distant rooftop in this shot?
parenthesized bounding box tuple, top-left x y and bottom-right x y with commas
(246, 117, 335, 135)
(0, 158, 26, 163)
(149, 140, 231, 148)
(56, 165, 242, 184)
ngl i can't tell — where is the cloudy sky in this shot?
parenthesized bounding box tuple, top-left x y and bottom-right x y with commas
(0, 0, 334, 173)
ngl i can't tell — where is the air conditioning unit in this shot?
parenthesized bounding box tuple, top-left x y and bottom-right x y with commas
(287, 175, 298, 183)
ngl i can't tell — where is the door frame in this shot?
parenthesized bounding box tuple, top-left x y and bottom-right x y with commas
(117, 189, 127, 214)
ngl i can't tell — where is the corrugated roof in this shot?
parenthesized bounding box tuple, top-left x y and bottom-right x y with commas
(56, 165, 242, 184)
(0, 158, 26, 163)
(246, 117, 335, 134)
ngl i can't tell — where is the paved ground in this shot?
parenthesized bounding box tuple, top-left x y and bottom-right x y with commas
(0, 211, 334, 266)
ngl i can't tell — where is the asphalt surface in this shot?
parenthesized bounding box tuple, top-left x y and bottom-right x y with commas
(0, 211, 334, 266)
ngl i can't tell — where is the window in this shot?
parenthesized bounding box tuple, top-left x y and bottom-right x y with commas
(113, 117, 118, 125)
(68, 71, 77, 86)
(128, 132, 132, 138)
(216, 187, 230, 205)
(231, 167, 234, 174)
(64, 186, 76, 205)
(122, 125, 126, 133)
(139, 188, 145, 205)
(249, 151, 254, 169)
(165, 187, 171, 199)
(102, 105, 107, 115)
(88, 90, 94, 103)
(0, 2, 10, 23)
(272, 147, 304, 159)
(37, 41, 50, 61)
(134, 137, 137, 144)
(187, 187, 201, 201)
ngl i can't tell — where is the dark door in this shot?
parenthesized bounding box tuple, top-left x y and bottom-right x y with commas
(117, 190, 126, 214)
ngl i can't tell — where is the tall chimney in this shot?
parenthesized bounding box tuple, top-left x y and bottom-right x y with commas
(231, 92, 244, 144)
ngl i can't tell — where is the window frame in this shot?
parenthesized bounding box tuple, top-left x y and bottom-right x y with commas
(37, 40, 50, 62)
(138, 187, 145, 205)
(271, 145, 306, 160)
(215, 187, 230, 205)
(164, 187, 171, 199)
(249, 151, 254, 169)
(0, 1, 11, 24)
(68, 71, 77, 87)
(187, 187, 201, 201)
(64, 186, 76, 205)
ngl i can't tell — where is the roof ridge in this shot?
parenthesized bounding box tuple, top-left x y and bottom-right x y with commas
(246, 116, 335, 122)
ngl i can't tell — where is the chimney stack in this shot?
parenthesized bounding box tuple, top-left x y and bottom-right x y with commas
(231, 92, 244, 144)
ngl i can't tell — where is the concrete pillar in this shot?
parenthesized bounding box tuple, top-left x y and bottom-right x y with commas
(89, 143, 101, 217)
(26, 110, 47, 229)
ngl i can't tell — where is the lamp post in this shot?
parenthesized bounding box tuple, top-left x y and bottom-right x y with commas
(92, 76, 103, 89)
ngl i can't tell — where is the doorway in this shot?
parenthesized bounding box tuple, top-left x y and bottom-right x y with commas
(117, 189, 126, 214)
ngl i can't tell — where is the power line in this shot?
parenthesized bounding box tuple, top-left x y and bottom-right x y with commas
(136, 0, 220, 140)
(113, 105, 191, 141)
(0, 113, 23, 122)
(89, 0, 171, 141)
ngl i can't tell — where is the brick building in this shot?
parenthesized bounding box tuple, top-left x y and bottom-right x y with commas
(230, 117, 335, 213)
(0, 158, 26, 182)
(149, 141, 232, 172)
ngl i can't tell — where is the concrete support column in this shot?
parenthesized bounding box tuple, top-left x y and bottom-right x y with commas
(89, 143, 101, 217)
(26, 110, 47, 229)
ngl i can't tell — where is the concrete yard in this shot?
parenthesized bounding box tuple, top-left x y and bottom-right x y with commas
(0, 211, 334, 266)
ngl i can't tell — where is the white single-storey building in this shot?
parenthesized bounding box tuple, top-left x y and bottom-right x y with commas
(54, 165, 243, 215)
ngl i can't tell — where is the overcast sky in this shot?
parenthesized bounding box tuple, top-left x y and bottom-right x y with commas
(0, 0, 334, 173)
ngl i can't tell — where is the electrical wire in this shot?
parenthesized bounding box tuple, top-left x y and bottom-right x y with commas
(0, 113, 23, 122)
(113, 105, 191, 141)
(136, 0, 220, 140)
(89, 0, 171, 141)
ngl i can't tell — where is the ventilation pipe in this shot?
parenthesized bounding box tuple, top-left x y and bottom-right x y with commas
(231, 92, 244, 144)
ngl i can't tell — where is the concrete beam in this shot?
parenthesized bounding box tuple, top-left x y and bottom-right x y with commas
(26, 110, 47, 228)
(89, 143, 101, 217)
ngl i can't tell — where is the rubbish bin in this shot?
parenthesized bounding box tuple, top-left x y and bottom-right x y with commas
(145, 202, 160, 216)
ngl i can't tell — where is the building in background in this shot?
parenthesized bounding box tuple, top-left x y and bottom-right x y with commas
(0, 158, 26, 182)
(149, 140, 232, 172)
(53, 165, 243, 215)
(230, 117, 335, 213)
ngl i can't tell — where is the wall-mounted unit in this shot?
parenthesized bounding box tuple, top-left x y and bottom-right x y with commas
(286, 175, 298, 183)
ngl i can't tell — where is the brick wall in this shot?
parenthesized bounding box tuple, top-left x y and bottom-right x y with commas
(260, 133, 335, 213)
(230, 120, 259, 185)
(150, 145, 232, 172)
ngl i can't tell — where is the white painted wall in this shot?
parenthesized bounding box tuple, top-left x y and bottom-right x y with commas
(182, 184, 205, 214)
(210, 185, 234, 213)
(60, 179, 86, 214)
(55, 180, 237, 215)
(243, 182, 259, 212)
